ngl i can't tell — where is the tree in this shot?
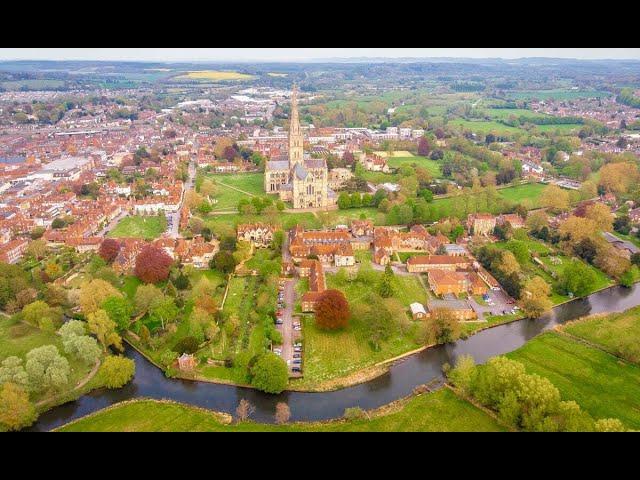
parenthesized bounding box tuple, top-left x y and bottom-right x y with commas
(210, 251, 237, 274)
(417, 136, 431, 156)
(250, 352, 288, 394)
(134, 284, 164, 316)
(148, 297, 179, 330)
(447, 354, 476, 396)
(101, 296, 133, 331)
(540, 185, 570, 212)
(58, 320, 86, 339)
(315, 289, 350, 330)
(0, 357, 29, 389)
(97, 356, 135, 389)
(337, 192, 351, 209)
(519, 276, 552, 318)
(0, 383, 37, 431)
(585, 203, 613, 232)
(598, 161, 640, 195)
(594, 418, 626, 432)
(595, 245, 630, 279)
(79, 279, 122, 315)
(559, 216, 599, 245)
(236, 398, 255, 422)
(573, 237, 599, 264)
(378, 263, 395, 298)
(26, 239, 47, 260)
(558, 260, 597, 297)
(98, 239, 121, 263)
(134, 245, 173, 283)
(275, 402, 291, 424)
(25, 345, 70, 393)
(63, 334, 101, 365)
(495, 251, 521, 277)
(87, 309, 123, 353)
(21, 300, 62, 331)
(425, 308, 461, 344)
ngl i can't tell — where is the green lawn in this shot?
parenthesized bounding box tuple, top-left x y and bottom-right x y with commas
(0, 317, 97, 405)
(292, 269, 427, 388)
(387, 156, 442, 177)
(497, 183, 547, 207)
(448, 119, 524, 136)
(563, 306, 640, 364)
(56, 388, 506, 432)
(205, 173, 264, 211)
(107, 215, 166, 240)
(506, 332, 640, 429)
(483, 108, 550, 120)
(534, 124, 583, 134)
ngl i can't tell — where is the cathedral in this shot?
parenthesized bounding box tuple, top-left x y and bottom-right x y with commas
(264, 86, 336, 209)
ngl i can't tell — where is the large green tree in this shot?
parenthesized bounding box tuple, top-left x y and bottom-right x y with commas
(25, 345, 70, 393)
(250, 353, 288, 394)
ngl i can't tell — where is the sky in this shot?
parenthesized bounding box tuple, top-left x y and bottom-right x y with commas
(0, 48, 639, 62)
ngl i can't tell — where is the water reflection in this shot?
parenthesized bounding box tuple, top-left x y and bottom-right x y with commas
(29, 283, 640, 431)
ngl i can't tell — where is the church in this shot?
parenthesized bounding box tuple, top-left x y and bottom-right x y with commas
(264, 86, 337, 209)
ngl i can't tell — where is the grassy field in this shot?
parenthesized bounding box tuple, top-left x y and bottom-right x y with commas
(373, 150, 414, 158)
(292, 269, 427, 388)
(107, 215, 166, 240)
(506, 332, 640, 429)
(506, 89, 611, 101)
(448, 119, 523, 136)
(175, 70, 255, 81)
(387, 155, 442, 177)
(56, 388, 506, 432)
(534, 124, 583, 134)
(204, 173, 264, 211)
(563, 306, 640, 364)
(496, 182, 546, 207)
(0, 317, 97, 404)
(427, 183, 546, 220)
(482, 108, 549, 120)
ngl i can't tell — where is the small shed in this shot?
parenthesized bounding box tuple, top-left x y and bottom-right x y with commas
(410, 302, 427, 320)
(177, 353, 197, 371)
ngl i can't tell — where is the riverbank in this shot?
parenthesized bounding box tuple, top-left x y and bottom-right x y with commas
(127, 281, 633, 394)
(54, 387, 507, 432)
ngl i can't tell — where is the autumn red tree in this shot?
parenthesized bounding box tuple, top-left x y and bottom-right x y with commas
(223, 145, 237, 162)
(343, 151, 355, 166)
(134, 244, 173, 284)
(314, 289, 350, 330)
(98, 239, 121, 264)
(417, 137, 431, 156)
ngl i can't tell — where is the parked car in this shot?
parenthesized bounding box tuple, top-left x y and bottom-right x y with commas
(292, 359, 302, 365)
(293, 353, 301, 359)
(292, 367, 301, 373)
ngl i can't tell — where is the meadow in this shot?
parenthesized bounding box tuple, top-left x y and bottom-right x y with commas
(174, 70, 255, 81)
(386, 155, 442, 177)
(563, 306, 640, 364)
(56, 388, 506, 432)
(506, 332, 640, 429)
(107, 215, 166, 240)
(204, 173, 264, 211)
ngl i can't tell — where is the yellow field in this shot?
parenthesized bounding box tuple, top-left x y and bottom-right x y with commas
(373, 151, 414, 158)
(177, 70, 255, 81)
(267, 72, 288, 77)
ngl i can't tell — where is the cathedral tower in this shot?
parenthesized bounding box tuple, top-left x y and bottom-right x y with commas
(288, 84, 304, 168)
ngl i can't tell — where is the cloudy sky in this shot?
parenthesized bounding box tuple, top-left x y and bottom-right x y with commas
(0, 48, 639, 62)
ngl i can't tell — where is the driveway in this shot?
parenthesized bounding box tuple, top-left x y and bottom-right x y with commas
(468, 288, 515, 320)
(277, 278, 301, 377)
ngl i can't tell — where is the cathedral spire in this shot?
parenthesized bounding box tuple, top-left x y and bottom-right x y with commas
(289, 83, 303, 168)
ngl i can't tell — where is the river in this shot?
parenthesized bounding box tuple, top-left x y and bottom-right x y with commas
(29, 283, 640, 431)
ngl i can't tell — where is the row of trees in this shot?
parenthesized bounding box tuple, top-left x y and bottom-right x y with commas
(447, 354, 627, 431)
